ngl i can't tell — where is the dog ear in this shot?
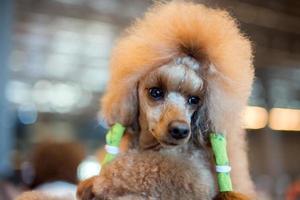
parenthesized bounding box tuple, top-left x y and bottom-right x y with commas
(101, 82, 139, 131)
(191, 102, 211, 147)
(189, 59, 211, 146)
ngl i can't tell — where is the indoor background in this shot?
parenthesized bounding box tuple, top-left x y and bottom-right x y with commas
(0, 0, 299, 200)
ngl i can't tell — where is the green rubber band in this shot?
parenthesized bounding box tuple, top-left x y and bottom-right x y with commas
(209, 133, 233, 192)
(101, 123, 126, 165)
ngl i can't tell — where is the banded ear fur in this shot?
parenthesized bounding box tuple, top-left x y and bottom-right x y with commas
(191, 102, 211, 147)
(102, 82, 140, 132)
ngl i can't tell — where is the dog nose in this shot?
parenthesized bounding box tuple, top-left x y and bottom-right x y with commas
(168, 121, 190, 139)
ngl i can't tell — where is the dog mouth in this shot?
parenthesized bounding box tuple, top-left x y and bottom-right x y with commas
(159, 136, 191, 147)
(160, 140, 178, 146)
(143, 140, 179, 151)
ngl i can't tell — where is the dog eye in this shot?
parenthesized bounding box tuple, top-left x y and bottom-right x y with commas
(149, 87, 164, 100)
(188, 96, 200, 105)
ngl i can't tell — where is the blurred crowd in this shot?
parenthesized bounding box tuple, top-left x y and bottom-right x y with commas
(0, 141, 85, 200)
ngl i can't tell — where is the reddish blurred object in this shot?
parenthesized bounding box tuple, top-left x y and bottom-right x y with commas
(29, 141, 85, 188)
(286, 181, 300, 200)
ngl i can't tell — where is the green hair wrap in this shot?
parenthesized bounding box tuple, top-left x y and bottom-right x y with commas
(101, 123, 126, 165)
(210, 133, 233, 192)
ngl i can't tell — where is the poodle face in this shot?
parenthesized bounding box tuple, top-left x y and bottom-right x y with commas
(138, 57, 206, 147)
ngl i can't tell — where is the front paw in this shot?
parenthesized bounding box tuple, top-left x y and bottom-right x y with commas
(92, 176, 113, 199)
(92, 176, 117, 199)
(77, 176, 98, 200)
(77, 175, 124, 200)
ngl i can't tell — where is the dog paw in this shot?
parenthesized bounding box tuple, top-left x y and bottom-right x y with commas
(77, 176, 98, 200)
(77, 175, 125, 200)
(92, 176, 115, 199)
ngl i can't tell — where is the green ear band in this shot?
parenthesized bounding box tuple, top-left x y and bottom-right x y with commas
(209, 133, 233, 192)
(101, 123, 126, 165)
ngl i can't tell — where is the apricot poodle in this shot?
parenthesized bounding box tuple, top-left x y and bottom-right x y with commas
(78, 1, 255, 200)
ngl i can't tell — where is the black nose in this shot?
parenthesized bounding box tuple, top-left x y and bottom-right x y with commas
(168, 121, 190, 140)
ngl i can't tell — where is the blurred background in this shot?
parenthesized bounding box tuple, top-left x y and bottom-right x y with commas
(0, 0, 299, 199)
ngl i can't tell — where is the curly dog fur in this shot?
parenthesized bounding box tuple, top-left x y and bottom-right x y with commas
(80, 150, 215, 199)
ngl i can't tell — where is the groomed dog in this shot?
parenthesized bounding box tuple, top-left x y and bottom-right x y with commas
(78, 1, 255, 200)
